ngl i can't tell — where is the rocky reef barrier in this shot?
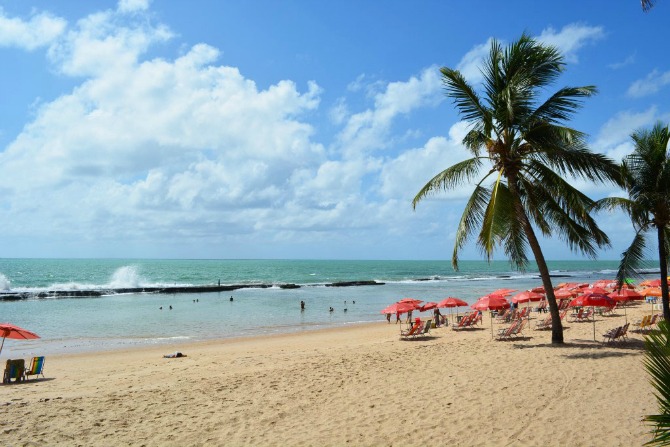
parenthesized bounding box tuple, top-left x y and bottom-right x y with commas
(0, 280, 385, 301)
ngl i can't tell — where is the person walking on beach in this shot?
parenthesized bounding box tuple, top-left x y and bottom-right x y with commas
(433, 307, 443, 327)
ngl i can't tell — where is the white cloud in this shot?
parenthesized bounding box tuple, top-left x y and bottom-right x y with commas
(608, 53, 635, 70)
(379, 134, 471, 202)
(627, 69, 670, 98)
(334, 66, 443, 158)
(592, 106, 659, 155)
(47, 9, 172, 77)
(0, 8, 66, 50)
(456, 38, 493, 84)
(118, 0, 151, 13)
(455, 24, 604, 85)
(536, 23, 604, 63)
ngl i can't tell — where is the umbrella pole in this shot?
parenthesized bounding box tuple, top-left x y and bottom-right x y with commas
(0, 336, 4, 356)
(490, 313, 494, 339)
(593, 306, 596, 342)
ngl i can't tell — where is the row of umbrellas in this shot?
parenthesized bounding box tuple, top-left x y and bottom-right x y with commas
(380, 282, 660, 341)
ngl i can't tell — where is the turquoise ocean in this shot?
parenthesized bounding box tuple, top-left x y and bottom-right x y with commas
(0, 258, 657, 357)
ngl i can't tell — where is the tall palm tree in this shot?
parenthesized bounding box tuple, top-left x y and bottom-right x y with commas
(413, 34, 621, 344)
(594, 122, 670, 322)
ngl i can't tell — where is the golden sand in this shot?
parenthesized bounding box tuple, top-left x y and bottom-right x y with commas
(0, 303, 658, 446)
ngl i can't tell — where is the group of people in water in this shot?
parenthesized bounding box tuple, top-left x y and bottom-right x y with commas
(160, 295, 235, 310)
(300, 300, 355, 313)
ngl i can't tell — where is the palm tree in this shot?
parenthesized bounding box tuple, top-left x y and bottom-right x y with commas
(412, 34, 621, 344)
(594, 122, 670, 322)
(644, 319, 670, 445)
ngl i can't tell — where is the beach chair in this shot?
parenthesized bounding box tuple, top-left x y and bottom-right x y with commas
(415, 320, 432, 338)
(510, 318, 527, 337)
(535, 315, 552, 330)
(602, 326, 621, 343)
(452, 313, 474, 330)
(568, 308, 583, 322)
(23, 356, 45, 380)
(3, 359, 25, 384)
(494, 309, 509, 323)
(573, 308, 593, 322)
(632, 315, 652, 333)
(617, 323, 630, 341)
(400, 320, 422, 339)
(496, 320, 520, 340)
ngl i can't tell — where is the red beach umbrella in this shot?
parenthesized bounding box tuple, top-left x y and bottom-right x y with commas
(0, 323, 40, 356)
(531, 286, 545, 293)
(580, 287, 610, 295)
(511, 291, 544, 304)
(608, 289, 644, 323)
(491, 288, 516, 297)
(554, 289, 577, 299)
(436, 297, 469, 325)
(436, 297, 469, 308)
(472, 294, 510, 311)
(419, 302, 438, 312)
(569, 293, 617, 341)
(398, 298, 423, 305)
(473, 295, 510, 338)
(380, 302, 419, 315)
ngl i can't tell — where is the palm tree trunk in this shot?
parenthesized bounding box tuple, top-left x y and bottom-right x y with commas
(509, 191, 564, 343)
(657, 226, 670, 321)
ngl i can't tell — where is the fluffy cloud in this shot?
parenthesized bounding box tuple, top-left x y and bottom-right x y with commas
(457, 24, 604, 85)
(0, 5, 457, 257)
(0, 8, 66, 50)
(334, 67, 443, 158)
(627, 69, 670, 98)
(536, 24, 604, 63)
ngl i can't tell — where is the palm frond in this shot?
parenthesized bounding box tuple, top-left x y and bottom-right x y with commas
(478, 174, 513, 259)
(452, 184, 491, 269)
(642, 0, 656, 12)
(616, 231, 649, 289)
(412, 157, 486, 209)
(529, 86, 598, 124)
(441, 67, 492, 127)
(643, 320, 670, 446)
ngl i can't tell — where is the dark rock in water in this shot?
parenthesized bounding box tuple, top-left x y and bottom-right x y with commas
(279, 284, 300, 289)
(326, 281, 385, 287)
(0, 293, 29, 301)
(548, 274, 572, 278)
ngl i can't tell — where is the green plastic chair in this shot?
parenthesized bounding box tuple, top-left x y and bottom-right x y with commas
(3, 359, 25, 383)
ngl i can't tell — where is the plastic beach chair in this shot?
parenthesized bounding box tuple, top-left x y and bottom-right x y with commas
(24, 356, 45, 380)
(3, 359, 25, 384)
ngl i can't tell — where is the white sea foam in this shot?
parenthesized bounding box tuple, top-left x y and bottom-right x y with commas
(108, 266, 145, 289)
(0, 273, 10, 290)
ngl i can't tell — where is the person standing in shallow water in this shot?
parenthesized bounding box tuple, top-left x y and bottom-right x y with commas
(300, 300, 305, 311)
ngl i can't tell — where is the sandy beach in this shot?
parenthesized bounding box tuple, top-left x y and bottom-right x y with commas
(1, 303, 658, 446)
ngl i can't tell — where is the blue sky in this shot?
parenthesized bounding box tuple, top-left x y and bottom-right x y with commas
(0, 0, 668, 261)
